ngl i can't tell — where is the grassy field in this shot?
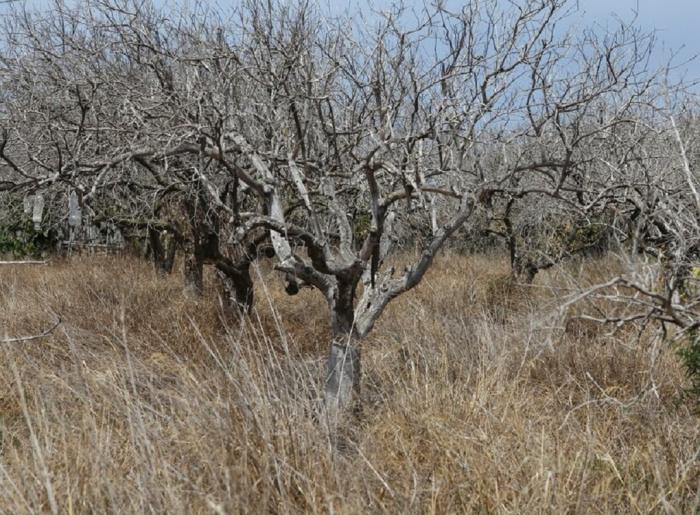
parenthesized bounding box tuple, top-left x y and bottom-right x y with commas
(0, 254, 698, 513)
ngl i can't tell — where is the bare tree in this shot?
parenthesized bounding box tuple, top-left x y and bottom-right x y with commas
(210, 0, 667, 412)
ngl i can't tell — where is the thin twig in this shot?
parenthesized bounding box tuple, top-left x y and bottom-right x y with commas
(0, 260, 48, 266)
(1, 317, 62, 344)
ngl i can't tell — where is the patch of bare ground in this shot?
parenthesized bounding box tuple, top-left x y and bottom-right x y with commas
(0, 254, 697, 513)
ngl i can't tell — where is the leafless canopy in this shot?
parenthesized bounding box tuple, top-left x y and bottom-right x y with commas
(0, 0, 694, 410)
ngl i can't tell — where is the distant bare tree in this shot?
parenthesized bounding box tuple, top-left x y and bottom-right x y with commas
(572, 97, 700, 398)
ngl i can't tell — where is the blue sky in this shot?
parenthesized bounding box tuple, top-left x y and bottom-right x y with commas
(580, 0, 699, 82)
(328, 0, 700, 87)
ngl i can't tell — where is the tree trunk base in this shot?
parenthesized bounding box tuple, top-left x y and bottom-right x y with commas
(216, 267, 254, 317)
(324, 337, 361, 420)
(183, 255, 204, 297)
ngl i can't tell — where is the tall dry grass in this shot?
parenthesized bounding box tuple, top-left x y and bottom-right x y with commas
(0, 253, 697, 513)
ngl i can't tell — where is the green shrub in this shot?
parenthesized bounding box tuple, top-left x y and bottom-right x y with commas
(0, 219, 58, 258)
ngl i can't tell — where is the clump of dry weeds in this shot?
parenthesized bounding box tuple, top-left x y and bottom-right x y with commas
(0, 254, 697, 513)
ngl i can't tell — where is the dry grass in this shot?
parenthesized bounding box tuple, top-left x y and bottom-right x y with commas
(0, 253, 697, 514)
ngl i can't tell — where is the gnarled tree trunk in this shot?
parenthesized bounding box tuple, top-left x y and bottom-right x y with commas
(511, 253, 538, 284)
(215, 258, 254, 315)
(148, 227, 177, 274)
